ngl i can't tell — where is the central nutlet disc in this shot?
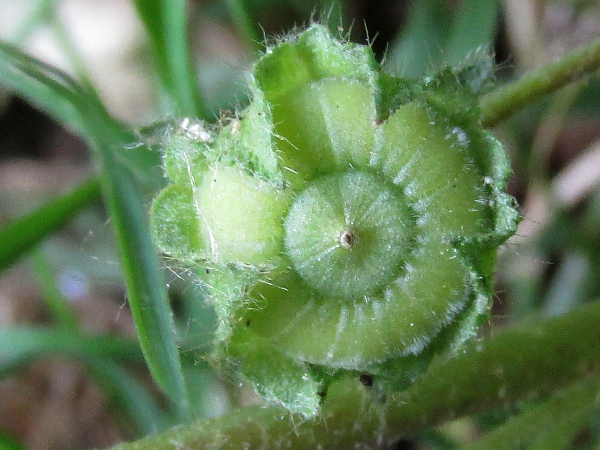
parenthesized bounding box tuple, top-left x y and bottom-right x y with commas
(284, 171, 415, 299)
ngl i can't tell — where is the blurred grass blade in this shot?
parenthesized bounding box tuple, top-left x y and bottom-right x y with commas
(133, 0, 206, 117)
(385, 0, 498, 77)
(444, 0, 498, 67)
(225, 0, 262, 52)
(0, 40, 161, 186)
(33, 246, 169, 436)
(0, 178, 100, 272)
(0, 41, 88, 133)
(464, 377, 600, 450)
(384, 0, 450, 77)
(0, 327, 143, 375)
(11, 0, 58, 44)
(32, 250, 80, 330)
(0, 43, 190, 418)
(0, 431, 27, 450)
(89, 359, 170, 436)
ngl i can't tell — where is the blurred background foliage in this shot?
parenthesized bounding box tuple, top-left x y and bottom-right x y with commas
(0, 0, 600, 449)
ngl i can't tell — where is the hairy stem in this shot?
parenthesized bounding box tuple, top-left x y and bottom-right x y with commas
(480, 35, 600, 127)
(113, 300, 600, 449)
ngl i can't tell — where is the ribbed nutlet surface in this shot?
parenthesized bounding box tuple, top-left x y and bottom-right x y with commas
(150, 24, 519, 417)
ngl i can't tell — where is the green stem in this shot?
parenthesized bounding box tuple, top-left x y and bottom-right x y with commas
(112, 300, 600, 449)
(480, 35, 600, 127)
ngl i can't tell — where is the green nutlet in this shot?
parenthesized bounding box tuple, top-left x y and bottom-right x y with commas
(150, 24, 519, 417)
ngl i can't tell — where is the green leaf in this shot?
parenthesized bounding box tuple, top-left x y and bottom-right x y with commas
(385, 0, 498, 79)
(225, 0, 262, 52)
(0, 178, 101, 272)
(133, 0, 206, 117)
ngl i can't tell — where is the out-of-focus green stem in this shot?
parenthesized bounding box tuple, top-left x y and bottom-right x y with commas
(112, 300, 600, 449)
(480, 35, 600, 127)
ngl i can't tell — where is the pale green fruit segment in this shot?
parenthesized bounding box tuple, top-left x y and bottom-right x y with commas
(284, 170, 414, 300)
(246, 239, 470, 368)
(272, 79, 376, 186)
(254, 25, 376, 102)
(150, 183, 205, 260)
(373, 102, 490, 237)
(196, 164, 290, 266)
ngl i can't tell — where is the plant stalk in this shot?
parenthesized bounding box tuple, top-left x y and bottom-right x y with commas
(480, 35, 600, 127)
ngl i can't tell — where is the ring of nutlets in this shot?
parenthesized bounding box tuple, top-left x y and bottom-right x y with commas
(151, 24, 518, 416)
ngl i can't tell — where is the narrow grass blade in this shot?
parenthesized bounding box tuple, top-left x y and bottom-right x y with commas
(133, 0, 206, 117)
(225, 0, 262, 52)
(0, 41, 87, 133)
(11, 0, 58, 44)
(384, 0, 450, 77)
(88, 359, 170, 436)
(444, 0, 498, 67)
(33, 246, 170, 436)
(0, 178, 100, 272)
(0, 431, 26, 450)
(31, 250, 80, 330)
(0, 43, 190, 418)
(0, 327, 143, 375)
